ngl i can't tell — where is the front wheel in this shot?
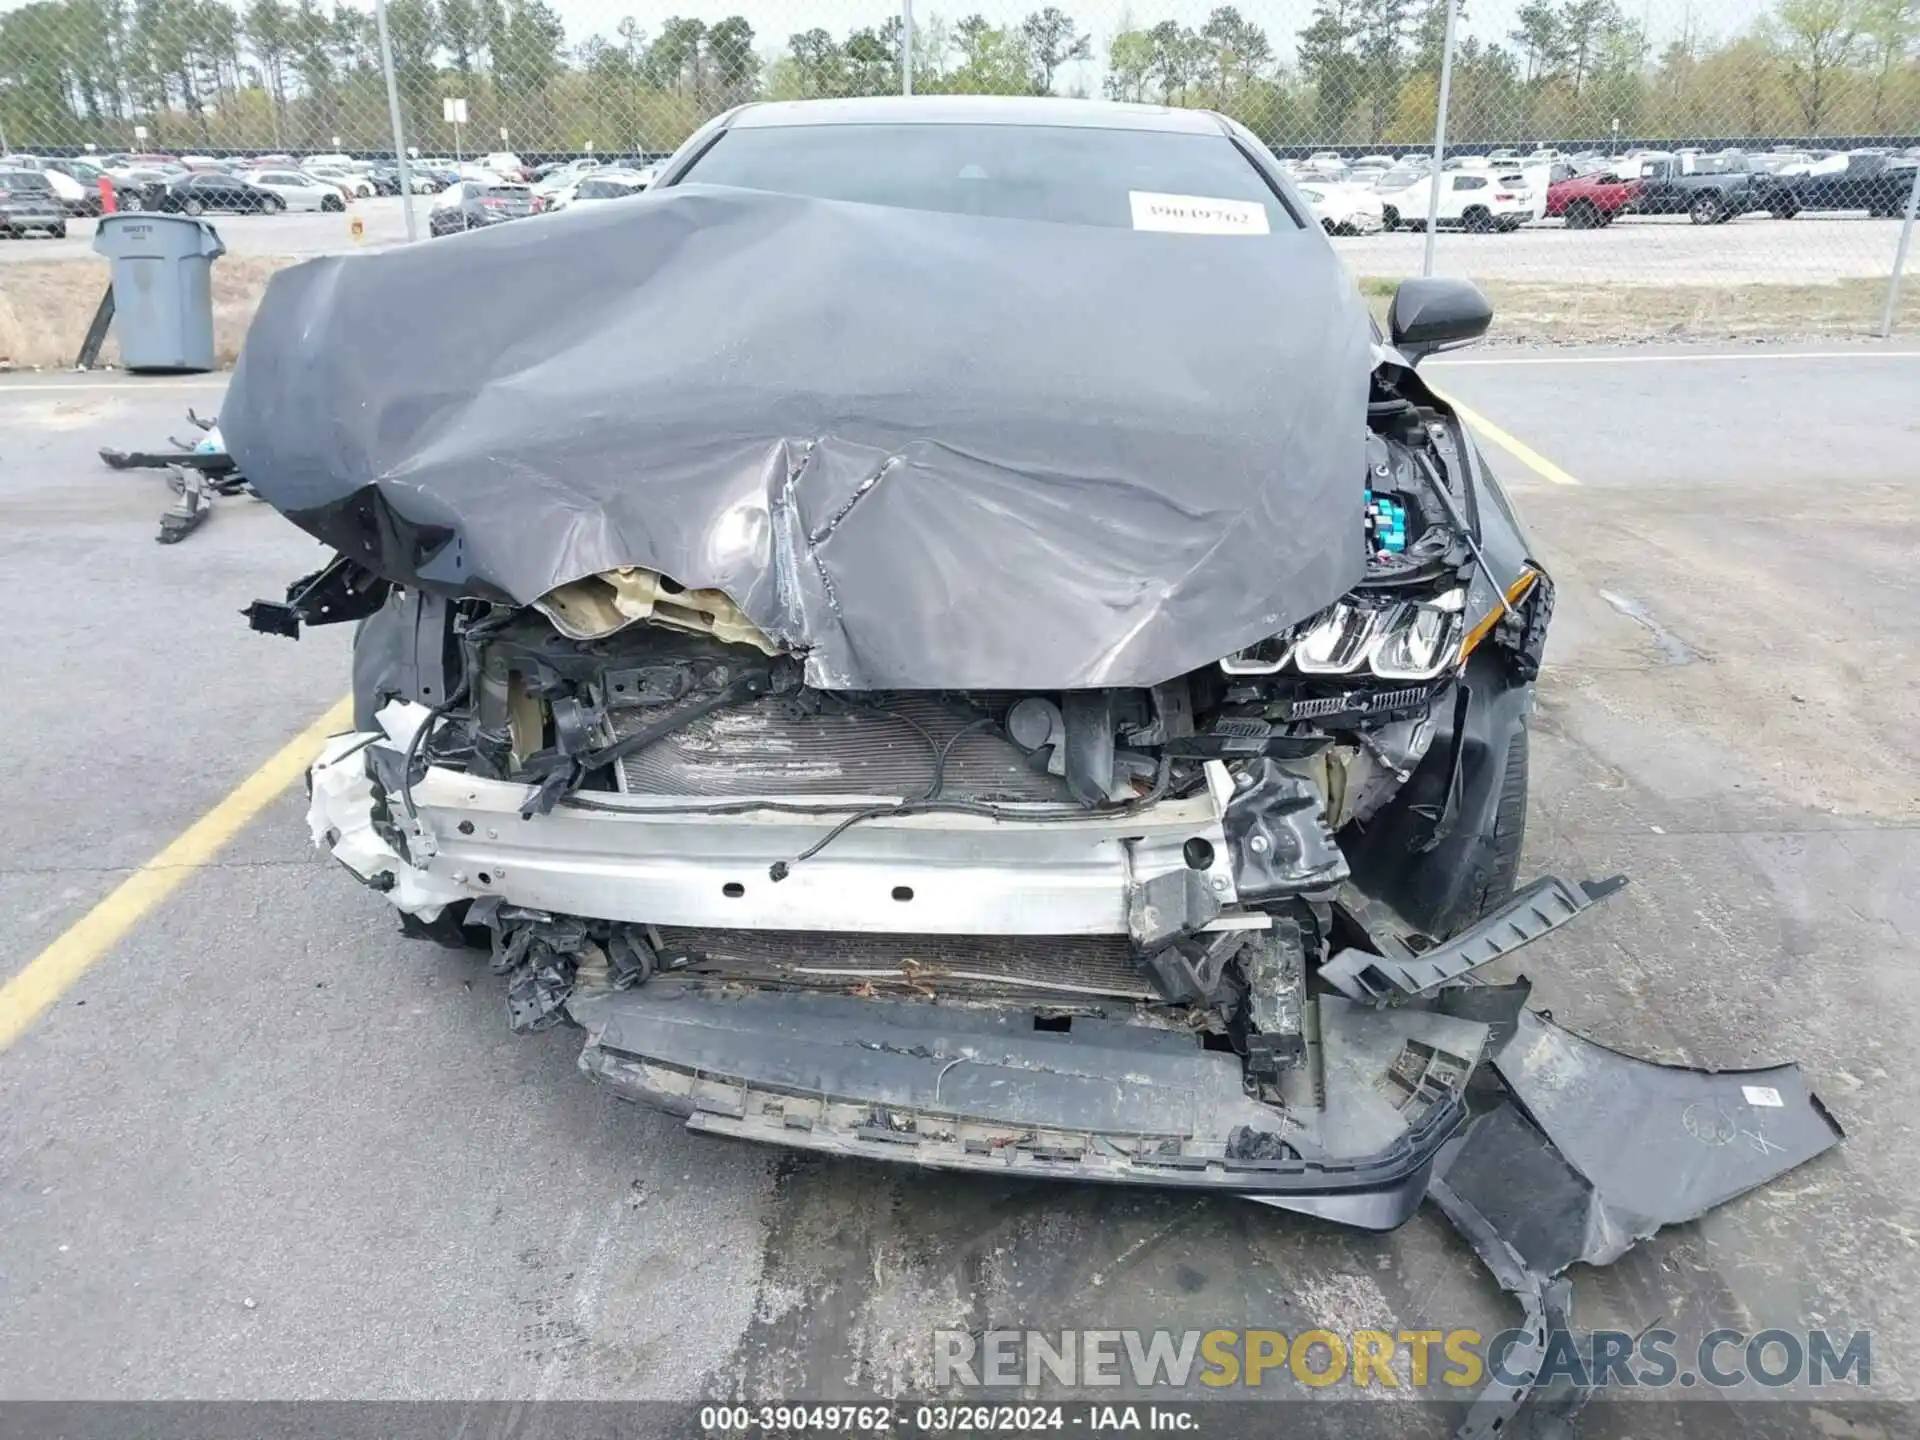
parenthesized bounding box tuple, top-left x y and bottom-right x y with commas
(262, 196, 284, 214)
(1463, 206, 1493, 233)
(1564, 200, 1599, 230)
(183, 198, 206, 216)
(321, 194, 344, 212)
(49, 224, 67, 239)
(1380, 205, 1400, 231)
(1688, 193, 1722, 224)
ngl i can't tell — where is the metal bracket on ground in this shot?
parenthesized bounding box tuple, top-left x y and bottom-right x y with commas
(1320, 873, 1627, 1002)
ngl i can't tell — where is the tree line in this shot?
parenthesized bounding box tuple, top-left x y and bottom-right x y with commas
(0, 0, 1915, 156)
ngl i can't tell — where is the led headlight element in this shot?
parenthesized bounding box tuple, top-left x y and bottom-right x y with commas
(1292, 603, 1386, 674)
(1219, 634, 1295, 675)
(1371, 590, 1467, 680)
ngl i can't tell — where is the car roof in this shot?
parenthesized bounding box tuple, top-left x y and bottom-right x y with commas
(727, 95, 1230, 136)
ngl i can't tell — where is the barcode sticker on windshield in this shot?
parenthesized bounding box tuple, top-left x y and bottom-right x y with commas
(1129, 191, 1271, 236)
(1742, 1085, 1785, 1108)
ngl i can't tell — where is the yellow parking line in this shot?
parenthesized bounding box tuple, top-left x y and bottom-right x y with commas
(1431, 388, 1583, 487)
(0, 695, 353, 1052)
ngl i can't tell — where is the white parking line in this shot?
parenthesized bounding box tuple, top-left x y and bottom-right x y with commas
(1432, 349, 1920, 367)
(0, 377, 228, 393)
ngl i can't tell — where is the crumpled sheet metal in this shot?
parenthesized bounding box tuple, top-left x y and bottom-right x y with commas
(221, 183, 1374, 690)
(307, 704, 468, 921)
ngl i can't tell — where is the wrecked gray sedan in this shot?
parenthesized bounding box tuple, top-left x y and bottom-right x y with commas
(232, 99, 1836, 1425)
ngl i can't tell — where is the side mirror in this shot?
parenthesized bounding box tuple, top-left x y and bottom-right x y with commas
(1387, 277, 1493, 364)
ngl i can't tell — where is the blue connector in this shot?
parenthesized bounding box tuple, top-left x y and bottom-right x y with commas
(1366, 490, 1408, 554)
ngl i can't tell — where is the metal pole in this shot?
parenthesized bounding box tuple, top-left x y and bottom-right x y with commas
(1423, 0, 1460, 278)
(902, 0, 915, 96)
(372, 0, 419, 242)
(1877, 163, 1920, 338)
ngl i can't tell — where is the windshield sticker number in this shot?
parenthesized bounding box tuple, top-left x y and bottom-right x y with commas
(1129, 191, 1271, 236)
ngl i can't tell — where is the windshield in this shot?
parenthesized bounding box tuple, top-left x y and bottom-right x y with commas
(677, 122, 1300, 230)
(1687, 154, 1749, 174)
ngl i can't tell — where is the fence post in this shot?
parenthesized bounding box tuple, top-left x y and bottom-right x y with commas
(373, 0, 418, 243)
(1877, 164, 1920, 338)
(902, 0, 915, 96)
(1423, 0, 1460, 278)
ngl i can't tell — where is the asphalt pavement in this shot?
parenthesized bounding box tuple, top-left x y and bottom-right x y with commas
(5, 195, 1914, 283)
(1, 345, 1916, 1424)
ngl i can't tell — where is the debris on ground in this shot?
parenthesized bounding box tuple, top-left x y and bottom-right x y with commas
(99, 408, 254, 543)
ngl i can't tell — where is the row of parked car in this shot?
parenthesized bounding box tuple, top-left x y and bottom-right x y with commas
(426, 157, 661, 236)
(1284, 144, 1920, 236)
(0, 144, 672, 239)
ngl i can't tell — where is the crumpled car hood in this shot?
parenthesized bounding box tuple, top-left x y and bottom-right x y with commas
(222, 183, 1373, 689)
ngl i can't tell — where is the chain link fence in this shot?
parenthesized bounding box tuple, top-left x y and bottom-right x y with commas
(1, 0, 1917, 335)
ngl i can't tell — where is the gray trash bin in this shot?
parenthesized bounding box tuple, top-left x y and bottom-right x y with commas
(92, 213, 226, 373)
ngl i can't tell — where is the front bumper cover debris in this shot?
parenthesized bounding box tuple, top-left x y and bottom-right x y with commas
(1431, 1009, 1843, 1438)
(568, 982, 1840, 1438)
(307, 724, 1842, 1439)
(568, 983, 1475, 1230)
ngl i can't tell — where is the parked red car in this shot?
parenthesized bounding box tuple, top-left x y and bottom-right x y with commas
(1545, 171, 1642, 228)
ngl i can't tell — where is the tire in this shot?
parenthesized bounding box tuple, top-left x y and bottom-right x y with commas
(1688, 192, 1722, 225)
(321, 194, 343, 212)
(263, 196, 284, 214)
(1564, 200, 1599, 230)
(1321, 217, 1336, 235)
(1381, 205, 1399, 231)
(183, 198, 206, 217)
(1774, 200, 1800, 219)
(1463, 206, 1493, 233)
(50, 224, 66, 239)
(1467, 722, 1529, 922)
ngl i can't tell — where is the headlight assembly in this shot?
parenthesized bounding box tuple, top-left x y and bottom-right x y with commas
(1219, 588, 1467, 682)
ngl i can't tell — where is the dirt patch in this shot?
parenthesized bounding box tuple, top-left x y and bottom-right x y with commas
(0, 255, 295, 371)
(1361, 274, 1920, 345)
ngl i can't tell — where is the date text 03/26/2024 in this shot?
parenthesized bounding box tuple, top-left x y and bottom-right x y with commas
(699, 1405, 1194, 1432)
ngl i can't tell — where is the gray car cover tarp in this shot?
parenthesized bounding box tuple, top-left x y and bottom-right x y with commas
(222, 183, 1374, 689)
